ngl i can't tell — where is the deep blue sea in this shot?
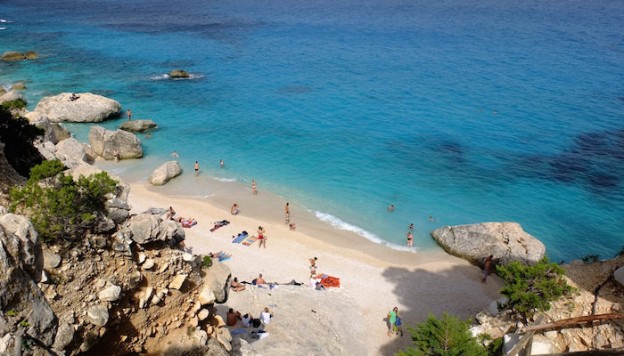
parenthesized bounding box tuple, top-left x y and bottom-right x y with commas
(1, 0, 623, 262)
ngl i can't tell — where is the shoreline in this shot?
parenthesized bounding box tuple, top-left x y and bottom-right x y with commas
(118, 165, 504, 354)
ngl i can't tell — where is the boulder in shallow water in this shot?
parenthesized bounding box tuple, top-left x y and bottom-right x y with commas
(119, 119, 157, 132)
(89, 126, 143, 160)
(431, 222, 545, 266)
(35, 93, 121, 123)
(149, 161, 182, 186)
(1, 51, 39, 61)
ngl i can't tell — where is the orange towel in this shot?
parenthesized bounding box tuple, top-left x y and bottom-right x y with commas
(320, 276, 340, 288)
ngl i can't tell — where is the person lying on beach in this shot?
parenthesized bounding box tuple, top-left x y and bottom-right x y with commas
(289, 222, 296, 231)
(252, 273, 267, 285)
(176, 216, 197, 228)
(231, 277, 246, 292)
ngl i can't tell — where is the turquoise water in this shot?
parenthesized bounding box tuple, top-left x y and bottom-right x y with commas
(1, 0, 623, 261)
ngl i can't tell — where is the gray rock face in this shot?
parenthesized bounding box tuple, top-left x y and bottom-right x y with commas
(98, 284, 122, 302)
(43, 251, 62, 269)
(431, 222, 546, 266)
(148, 161, 182, 186)
(126, 214, 184, 245)
(0, 215, 58, 348)
(88, 126, 143, 160)
(55, 137, 87, 168)
(119, 120, 157, 132)
(87, 305, 109, 326)
(201, 261, 231, 304)
(66, 163, 104, 182)
(0, 214, 43, 281)
(34, 93, 121, 123)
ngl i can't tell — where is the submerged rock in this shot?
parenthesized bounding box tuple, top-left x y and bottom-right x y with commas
(431, 222, 545, 266)
(119, 119, 157, 132)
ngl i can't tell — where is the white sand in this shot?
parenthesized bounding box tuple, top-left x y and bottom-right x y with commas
(122, 175, 503, 355)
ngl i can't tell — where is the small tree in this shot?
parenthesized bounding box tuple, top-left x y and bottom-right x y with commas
(496, 257, 572, 320)
(9, 160, 117, 243)
(397, 312, 487, 356)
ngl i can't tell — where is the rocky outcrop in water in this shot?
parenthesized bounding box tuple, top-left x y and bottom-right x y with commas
(119, 119, 157, 132)
(149, 160, 182, 186)
(1, 51, 38, 61)
(168, 69, 190, 78)
(431, 222, 546, 266)
(89, 126, 143, 160)
(34, 93, 121, 123)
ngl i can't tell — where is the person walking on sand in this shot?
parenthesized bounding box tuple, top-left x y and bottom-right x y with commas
(395, 313, 403, 336)
(194, 161, 199, 175)
(127, 109, 132, 121)
(406, 231, 413, 247)
(257, 226, 266, 248)
(251, 179, 257, 195)
(482, 255, 494, 283)
(387, 307, 398, 336)
(285, 202, 290, 224)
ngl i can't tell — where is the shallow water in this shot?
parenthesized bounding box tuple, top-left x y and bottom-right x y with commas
(1, 0, 623, 261)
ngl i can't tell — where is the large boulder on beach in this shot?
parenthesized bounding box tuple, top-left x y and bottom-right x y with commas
(431, 222, 545, 266)
(149, 161, 182, 186)
(34, 93, 121, 123)
(126, 214, 185, 245)
(119, 119, 157, 132)
(88, 126, 143, 160)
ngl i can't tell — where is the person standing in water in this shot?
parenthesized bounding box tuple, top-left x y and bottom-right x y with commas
(127, 109, 132, 121)
(285, 202, 290, 224)
(220, 159, 224, 168)
(194, 161, 199, 175)
(252, 179, 257, 195)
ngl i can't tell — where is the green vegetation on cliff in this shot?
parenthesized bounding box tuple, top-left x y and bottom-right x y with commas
(497, 257, 573, 320)
(0, 106, 43, 176)
(9, 160, 117, 242)
(398, 312, 487, 356)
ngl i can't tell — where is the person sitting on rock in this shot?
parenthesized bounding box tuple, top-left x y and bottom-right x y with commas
(69, 93, 80, 101)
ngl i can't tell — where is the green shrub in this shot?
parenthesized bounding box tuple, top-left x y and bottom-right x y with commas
(397, 312, 487, 356)
(202, 255, 212, 268)
(496, 257, 573, 320)
(0, 106, 43, 176)
(9, 160, 117, 243)
(1, 98, 27, 110)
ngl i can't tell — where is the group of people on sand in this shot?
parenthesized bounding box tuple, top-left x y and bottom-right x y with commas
(226, 307, 273, 329)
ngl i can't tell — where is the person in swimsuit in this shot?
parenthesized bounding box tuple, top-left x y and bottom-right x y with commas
(257, 226, 266, 248)
(220, 159, 224, 168)
(194, 161, 199, 174)
(252, 179, 257, 195)
(127, 109, 132, 121)
(285, 202, 290, 224)
(406, 232, 413, 247)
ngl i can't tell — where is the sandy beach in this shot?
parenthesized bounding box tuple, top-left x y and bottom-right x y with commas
(116, 166, 504, 355)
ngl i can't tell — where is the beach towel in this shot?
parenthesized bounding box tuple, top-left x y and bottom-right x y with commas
(232, 231, 249, 244)
(216, 251, 231, 262)
(181, 219, 197, 228)
(320, 275, 340, 288)
(230, 329, 247, 335)
(241, 235, 258, 246)
(210, 219, 230, 232)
